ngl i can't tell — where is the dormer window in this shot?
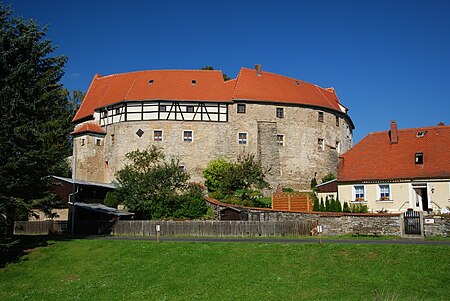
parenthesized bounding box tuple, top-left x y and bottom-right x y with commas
(294, 80, 300, 86)
(416, 131, 425, 138)
(415, 153, 423, 164)
(148, 80, 154, 85)
(191, 80, 197, 85)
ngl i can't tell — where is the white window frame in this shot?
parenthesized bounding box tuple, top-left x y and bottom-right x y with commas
(238, 132, 248, 145)
(183, 130, 193, 142)
(153, 130, 163, 142)
(377, 184, 392, 202)
(353, 185, 366, 203)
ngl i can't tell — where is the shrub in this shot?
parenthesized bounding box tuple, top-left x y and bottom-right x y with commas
(313, 195, 320, 211)
(104, 191, 120, 208)
(319, 197, 325, 212)
(336, 198, 342, 212)
(343, 202, 350, 212)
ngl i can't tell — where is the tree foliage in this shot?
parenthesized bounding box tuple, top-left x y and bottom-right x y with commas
(0, 4, 73, 239)
(200, 66, 231, 81)
(321, 172, 336, 184)
(203, 154, 270, 207)
(115, 146, 207, 219)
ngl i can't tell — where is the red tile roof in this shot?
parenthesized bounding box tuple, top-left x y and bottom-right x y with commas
(232, 68, 347, 113)
(73, 70, 234, 122)
(338, 125, 450, 182)
(71, 123, 106, 136)
(72, 67, 350, 122)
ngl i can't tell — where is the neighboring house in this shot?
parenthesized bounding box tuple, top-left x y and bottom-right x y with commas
(71, 65, 355, 190)
(338, 121, 450, 213)
(316, 179, 338, 201)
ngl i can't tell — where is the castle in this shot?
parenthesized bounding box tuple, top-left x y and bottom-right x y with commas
(71, 65, 355, 190)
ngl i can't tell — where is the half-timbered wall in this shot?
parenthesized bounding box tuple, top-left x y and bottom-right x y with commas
(99, 101, 228, 126)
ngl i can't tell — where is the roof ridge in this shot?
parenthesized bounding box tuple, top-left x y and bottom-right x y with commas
(98, 69, 224, 79)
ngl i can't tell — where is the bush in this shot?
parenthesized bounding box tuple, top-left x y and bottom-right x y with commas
(313, 195, 320, 211)
(336, 198, 342, 212)
(103, 191, 120, 208)
(350, 203, 368, 213)
(319, 197, 325, 212)
(282, 187, 294, 193)
(343, 202, 350, 212)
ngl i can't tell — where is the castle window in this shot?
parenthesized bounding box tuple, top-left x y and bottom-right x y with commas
(318, 112, 324, 123)
(179, 165, 185, 171)
(96, 139, 101, 146)
(111, 134, 115, 144)
(277, 134, 284, 146)
(237, 104, 246, 114)
(276, 108, 284, 118)
(191, 80, 197, 85)
(186, 106, 194, 113)
(160, 105, 167, 112)
(318, 138, 324, 151)
(335, 116, 339, 127)
(154, 130, 163, 142)
(183, 130, 193, 142)
(81, 138, 85, 146)
(238, 132, 247, 145)
(415, 153, 423, 164)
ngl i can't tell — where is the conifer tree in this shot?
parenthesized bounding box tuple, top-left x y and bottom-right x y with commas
(343, 202, 350, 213)
(336, 197, 342, 212)
(319, 197, 325, 212)
(330, 197, 337, 212)
(313, 195, 320, 211)
(0, 4, 72, 239)
(325, 196, 330, 212)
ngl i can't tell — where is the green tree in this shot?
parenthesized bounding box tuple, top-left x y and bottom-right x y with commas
(325, 196, 330, 212)
(330, 197, 337, 212)
(310, 177, 318, 192)
(200, 66, 231, 81)
(336, 197, 342, 212)
(321, 173, 336, 184)
(319, 197, 325, 212)
(0, 4, 73, 239)
(312, 195, 320, 211)
(203, 153, 270, 206)
(115, 146, 207, 219)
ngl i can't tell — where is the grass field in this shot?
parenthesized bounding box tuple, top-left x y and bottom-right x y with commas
(0, 238, 449, 300)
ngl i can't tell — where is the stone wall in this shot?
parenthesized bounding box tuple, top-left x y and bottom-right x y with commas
(74, 102, 353, 190)
(424, 214, 450, 237)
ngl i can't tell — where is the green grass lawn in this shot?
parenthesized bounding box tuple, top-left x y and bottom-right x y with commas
(0, 238, 449, 300)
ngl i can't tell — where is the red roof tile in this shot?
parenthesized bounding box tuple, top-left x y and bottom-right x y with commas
(73, 70, 234, 122)
(72, 67, 350, 122)
(232, 68, 347, 113)
(338, 125, 450, 182)
(71, 123, 106, 136)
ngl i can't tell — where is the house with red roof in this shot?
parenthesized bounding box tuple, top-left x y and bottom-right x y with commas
(71, 65, 355, 191)
(337, 121, 450, 213)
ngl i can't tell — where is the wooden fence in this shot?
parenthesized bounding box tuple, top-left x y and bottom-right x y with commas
(272, 192, 313, 211)
(14, 220, 315, 237)
(112, 220, 315, 237)
(14, 220, 68, 235)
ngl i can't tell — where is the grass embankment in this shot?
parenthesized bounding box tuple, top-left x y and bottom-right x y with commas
(0, 238, 449, 300)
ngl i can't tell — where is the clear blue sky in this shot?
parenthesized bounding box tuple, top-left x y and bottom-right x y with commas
(8, 0, 450, 143)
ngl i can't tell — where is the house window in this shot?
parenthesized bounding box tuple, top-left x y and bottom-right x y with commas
(318, 112, 324, 123)
(318, 138, 324, 151)
(276, 108, 284, 118)
(115, 108, 120, 115)
(102, 111, 108, 118)
(335, 116, 339, 127)
(277, 134, 284, 146)
(183, 130, 193, 142)
(237, 104, 246, 114)
(238, 132, 247, 145)
(415, 153, 423, 164)
(379, 185, 390, 201)
(160, 105, 167, 112)
(154, 130, 163, 142)
(354, 185, 365, 202)
(186, 106, 194, 113)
